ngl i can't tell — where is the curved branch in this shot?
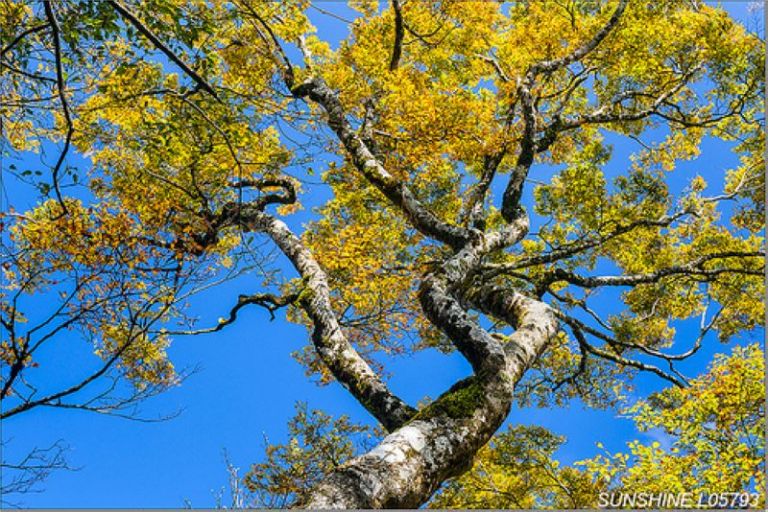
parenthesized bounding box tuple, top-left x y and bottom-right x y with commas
(0, 23, 49, 58)
(291, 77, 471, 249)
(419, 214, 530, 374)
(42, 0, 71, 216)
(566, 321, 688, 388)
(419, 274, 507, 375)
(164, 292, 298, 335)
(229, 176, 297, 210)
(529, 0, 628, 76)
(241, 209, 416, 432)
(303, 210, 554, 507)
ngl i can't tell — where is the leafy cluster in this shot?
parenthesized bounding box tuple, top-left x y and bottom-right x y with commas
(581, 344, 765, 506)
(242, 403, 375, 508)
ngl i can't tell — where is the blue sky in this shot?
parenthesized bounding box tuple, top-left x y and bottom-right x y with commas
(1, 2, 763, 507)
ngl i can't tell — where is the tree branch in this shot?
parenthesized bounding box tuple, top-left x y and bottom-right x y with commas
(566, 321, 688, 388)
(107, 0, 221, 102)
(240, 209, 416, 431)
(42, 0, 72, 216)
(499, 0, 627, 222)
(291, 77, 471, 248)
(529, 0, 628, 76)
(389, 0, 404, 71)
(488, 210, 695, 273)
(0, 23, 49, 58)
(165, 292, 298, 335)
(540, 251, 765, 288)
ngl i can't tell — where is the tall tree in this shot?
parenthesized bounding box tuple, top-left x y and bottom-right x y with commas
(1, 0, 764, 507)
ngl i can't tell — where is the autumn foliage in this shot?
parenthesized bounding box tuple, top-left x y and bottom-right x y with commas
(1, 0, 764, 508)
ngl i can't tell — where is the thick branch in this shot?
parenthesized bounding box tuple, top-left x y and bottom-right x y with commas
(229, 176, 297, 210)
(419, 213, 530, 374)
(419, 275, 507, 375)
(500, 80, 536, 222)
(389, 0, 404, 71)
(291, 77, 471, 249)
(241, 209, 416, 431)
(304, 199, 550, 507)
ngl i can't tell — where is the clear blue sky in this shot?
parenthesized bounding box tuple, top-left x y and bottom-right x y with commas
(1, 2, 763, 507)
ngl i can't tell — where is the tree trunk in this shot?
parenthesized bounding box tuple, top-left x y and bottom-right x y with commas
(304, 290, 558, 508)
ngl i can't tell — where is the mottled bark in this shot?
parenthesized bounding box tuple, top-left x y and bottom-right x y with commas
(292, 77, 471, 249)
(245, 210, 416, 431)
(418, 215, 530, 375)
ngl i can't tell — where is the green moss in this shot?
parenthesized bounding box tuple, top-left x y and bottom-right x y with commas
(295, 282, 315, 304)
(411, 377, 485, 421)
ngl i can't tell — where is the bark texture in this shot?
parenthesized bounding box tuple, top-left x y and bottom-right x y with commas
(246, 210, 416, 431)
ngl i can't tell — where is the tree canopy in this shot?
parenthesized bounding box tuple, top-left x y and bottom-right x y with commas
(1, 0, 764, 508)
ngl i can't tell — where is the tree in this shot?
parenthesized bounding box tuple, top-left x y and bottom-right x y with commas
(1, 0, 764, 508)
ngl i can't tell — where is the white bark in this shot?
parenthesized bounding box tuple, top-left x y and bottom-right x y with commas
(246, 210, 415, 431)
